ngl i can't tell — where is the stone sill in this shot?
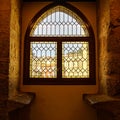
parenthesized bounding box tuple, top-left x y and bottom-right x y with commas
(7, 92, 35, 112)
(83, 94, 120, 105)
(83, 94, 120, 114)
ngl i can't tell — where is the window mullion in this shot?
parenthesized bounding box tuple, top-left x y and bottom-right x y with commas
(57, 41, 62, 79)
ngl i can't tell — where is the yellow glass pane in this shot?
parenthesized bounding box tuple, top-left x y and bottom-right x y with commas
(30, 42, 57, 78)
(62, 42, 89, 78)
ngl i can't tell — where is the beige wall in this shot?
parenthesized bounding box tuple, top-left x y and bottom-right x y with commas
(21, 2, 98, 120)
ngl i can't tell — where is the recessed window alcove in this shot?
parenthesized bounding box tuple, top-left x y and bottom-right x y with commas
(23, 2, 96, 85)
(2, 0, 120, 120)
(84, 0, 120, 120)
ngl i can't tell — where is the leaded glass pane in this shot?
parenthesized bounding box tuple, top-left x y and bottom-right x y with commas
(30, 6, 89, 37)
(30, 42, 57, 78)
(62, 42, 89, 78)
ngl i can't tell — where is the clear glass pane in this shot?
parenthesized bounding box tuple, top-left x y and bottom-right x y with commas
(30, 42, 57, 78)
(62, 42, 89, 78)
(30, 6, 89, 37)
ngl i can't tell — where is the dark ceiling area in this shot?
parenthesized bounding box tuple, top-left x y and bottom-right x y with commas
(23, 0, 96, 2)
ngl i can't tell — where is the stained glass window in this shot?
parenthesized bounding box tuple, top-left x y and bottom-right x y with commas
(24, 3, 96, 85)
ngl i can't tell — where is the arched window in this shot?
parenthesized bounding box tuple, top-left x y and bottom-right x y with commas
(23, 2, 96, 85)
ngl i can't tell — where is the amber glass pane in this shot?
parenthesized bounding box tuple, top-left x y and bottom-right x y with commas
(62, 42, 89, 78)
(30, 42, 57, 78)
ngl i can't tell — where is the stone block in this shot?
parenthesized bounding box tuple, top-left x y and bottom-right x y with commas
(0, 101, 8, 120)
(107, 77, 120, 96)
(103, 56, 120, 75)
(108, 27, 120, 52)
(0, 62, 9, 75)
(0, 0, 10, 10)
(0, 78, 8, 100)
(0, 10, 10, 32)
(0, 40, 9, 58)
(110, 0, 120, 27)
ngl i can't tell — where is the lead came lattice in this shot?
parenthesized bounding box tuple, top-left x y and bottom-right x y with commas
(62, 42, 89, 78)
(30, 6, 89, 37)
(29, 5, 90, 79)
(30, 42, 57, 78)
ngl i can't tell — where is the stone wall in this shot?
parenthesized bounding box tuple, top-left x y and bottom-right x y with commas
(99, 0, 120, 96)
(0, 0, 21, 119)
(106, 0, 120, 96)
(0, 0, 10, 119)
(9, 0, 21, 98)
(98, 0, 110, 95)
(81, 0, 120, 120)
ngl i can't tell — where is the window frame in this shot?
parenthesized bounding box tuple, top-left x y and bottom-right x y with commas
(23, 2, 96, 85)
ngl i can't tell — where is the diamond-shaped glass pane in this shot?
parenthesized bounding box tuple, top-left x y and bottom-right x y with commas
(62, 42, 89, 78)
(30, 42, 57, 78)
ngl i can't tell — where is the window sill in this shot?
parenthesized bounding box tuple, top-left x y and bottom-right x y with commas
(83, 94, 120, 119)
(7, 92, 35, 112)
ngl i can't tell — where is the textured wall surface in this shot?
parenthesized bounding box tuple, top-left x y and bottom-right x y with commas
(0, 0, 21, 119)
(106, 0, 120, 96)
(99, 0, 120, 96)
(85, 0, 120, 120)
(98, 0, 110, 95)
(9, 0, 21, 98)
(0, 0, 10, 119)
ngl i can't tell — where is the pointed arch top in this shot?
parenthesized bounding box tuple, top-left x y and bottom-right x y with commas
(27, 3, 94, 37)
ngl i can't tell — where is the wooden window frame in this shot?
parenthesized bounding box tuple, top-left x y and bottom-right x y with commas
(23, 2, 96, 85)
